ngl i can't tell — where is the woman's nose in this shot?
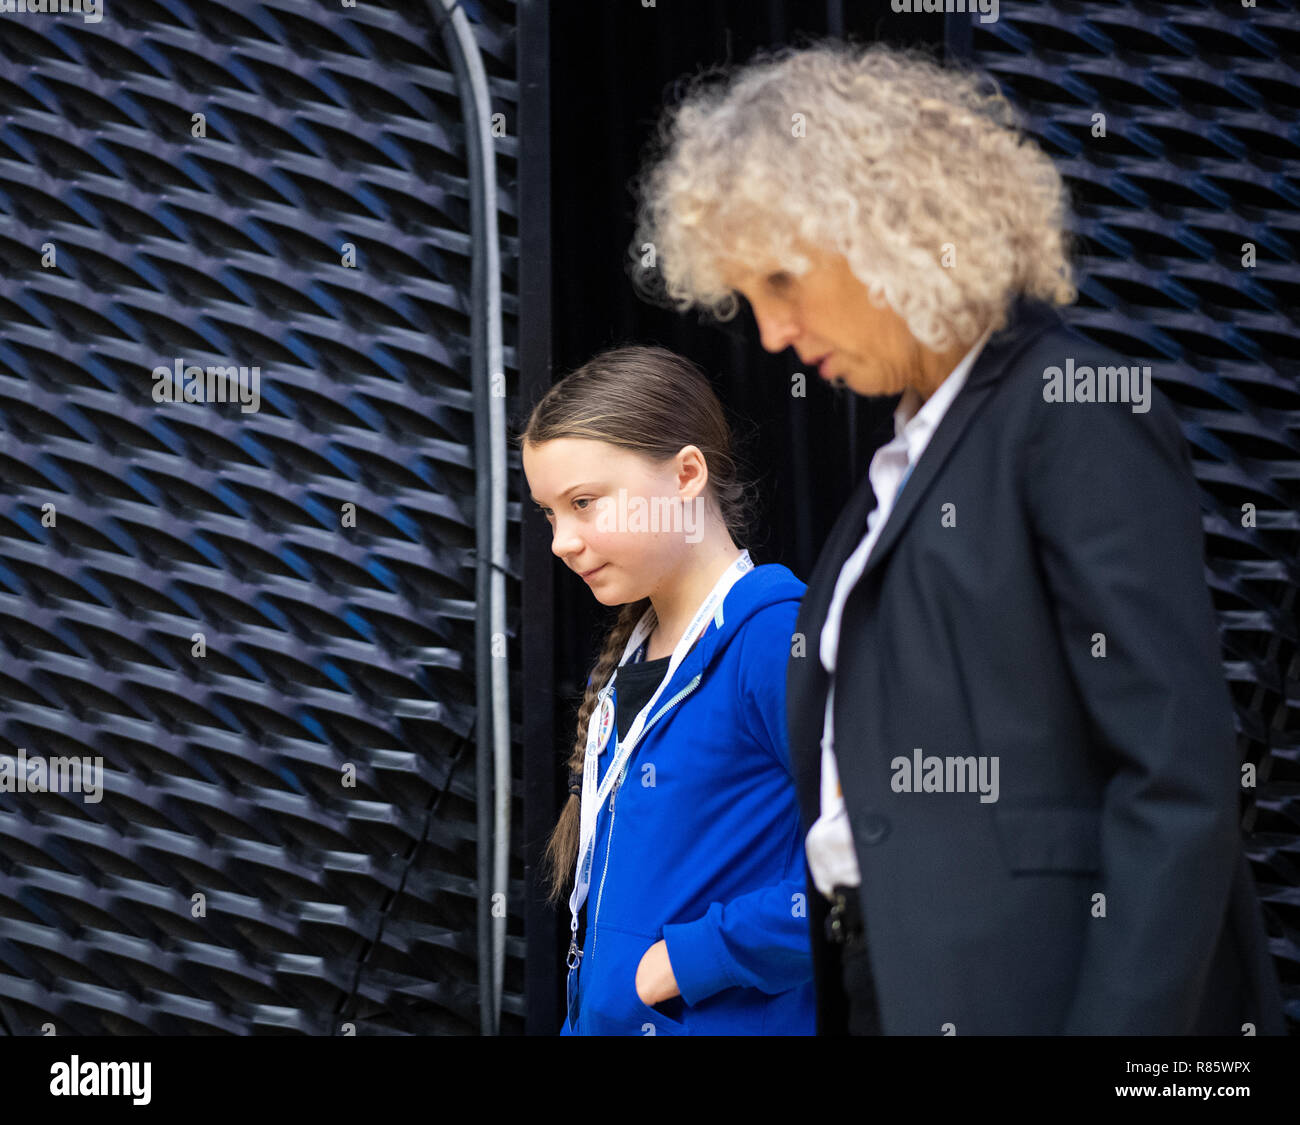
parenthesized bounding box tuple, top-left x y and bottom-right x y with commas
(752, 300, 799, 354)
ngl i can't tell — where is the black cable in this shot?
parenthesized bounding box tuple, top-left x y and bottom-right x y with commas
(332, 722, 473, 1033)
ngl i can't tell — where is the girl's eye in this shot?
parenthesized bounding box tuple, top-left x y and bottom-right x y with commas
(767, 271, 792, 290)
(533, 499, 591, 517)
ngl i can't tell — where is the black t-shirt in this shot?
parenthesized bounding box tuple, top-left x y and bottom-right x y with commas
(614, 652, 672, 737)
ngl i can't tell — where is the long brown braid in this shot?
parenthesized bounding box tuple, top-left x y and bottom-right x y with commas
(516, 344, 757, 905)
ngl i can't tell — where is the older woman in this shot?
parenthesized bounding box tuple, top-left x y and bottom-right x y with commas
(629, 40, 1285, 1036)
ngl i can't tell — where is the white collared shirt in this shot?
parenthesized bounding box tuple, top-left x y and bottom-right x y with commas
(805, 327, 994, 898)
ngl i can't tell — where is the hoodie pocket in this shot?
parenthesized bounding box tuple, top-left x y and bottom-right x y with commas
(584, 922, 689, 1036)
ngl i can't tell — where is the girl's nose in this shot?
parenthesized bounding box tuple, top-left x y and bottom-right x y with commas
(550, 523, 583, 561)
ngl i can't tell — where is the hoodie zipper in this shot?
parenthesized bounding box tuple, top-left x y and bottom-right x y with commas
(587, 670, 704, 973)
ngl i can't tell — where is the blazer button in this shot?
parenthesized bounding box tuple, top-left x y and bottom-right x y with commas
(853, 811, 891, 845)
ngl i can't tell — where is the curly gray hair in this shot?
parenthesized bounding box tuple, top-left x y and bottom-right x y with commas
(630, 39, 1077, 351)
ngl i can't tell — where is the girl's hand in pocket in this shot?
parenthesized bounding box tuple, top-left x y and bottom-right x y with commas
(635, 939, 681, 1006)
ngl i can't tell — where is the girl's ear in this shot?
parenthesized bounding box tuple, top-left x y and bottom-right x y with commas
(675, 444, 708, 498)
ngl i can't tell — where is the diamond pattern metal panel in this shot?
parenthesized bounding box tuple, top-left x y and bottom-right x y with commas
(0, 0, 522, 1034)
(965, 0, 1300, 1031)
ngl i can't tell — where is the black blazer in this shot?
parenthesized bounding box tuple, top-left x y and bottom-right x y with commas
(786, 297, 1286, 1035)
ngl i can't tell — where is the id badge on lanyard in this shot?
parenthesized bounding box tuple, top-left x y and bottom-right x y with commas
(565, 549, 754, 967)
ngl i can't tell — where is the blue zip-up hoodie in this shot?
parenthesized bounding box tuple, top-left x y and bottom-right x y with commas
(561, 562, 815, 1036)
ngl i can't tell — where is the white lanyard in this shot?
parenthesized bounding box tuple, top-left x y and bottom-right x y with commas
(566, 550, 754, 961)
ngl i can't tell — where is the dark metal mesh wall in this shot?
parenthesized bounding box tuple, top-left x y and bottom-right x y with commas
(963, 0, 1300, 1030)
(0, 0, 522, 1034)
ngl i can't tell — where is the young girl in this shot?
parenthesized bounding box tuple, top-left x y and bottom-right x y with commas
(519, 344, 815, 1035)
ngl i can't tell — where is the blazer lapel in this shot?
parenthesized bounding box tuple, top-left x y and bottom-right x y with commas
(850, 380, 993, 586)
(802, 470, 879, 635)
(853, 297, 1063, 586)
